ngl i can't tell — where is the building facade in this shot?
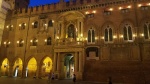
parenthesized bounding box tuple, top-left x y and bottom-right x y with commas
(0, 0, 150, 83)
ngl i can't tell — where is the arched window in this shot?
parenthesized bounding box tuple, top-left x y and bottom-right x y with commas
(144, 22, 150, 39)
(46, 37, 51, 45)
(7, 25, 13, 31)
(34, 21, 38, 28)
(104, 26, 113, 42)
(32, 38, 37, 46)
(123, 24, 133, 41)
(19, 39, 24, 47)
(88, 28, 95, 43)
(68, 24, 75, 38)
(48, 20, 53, 27)
(21, 23, 25, 30)
(6, 41, 10, 48)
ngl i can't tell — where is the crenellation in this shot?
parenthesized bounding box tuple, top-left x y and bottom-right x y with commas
(10, 0, 145, 16)
(1, 0, 150, 83)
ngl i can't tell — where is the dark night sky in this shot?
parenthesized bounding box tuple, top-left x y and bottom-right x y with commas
(29, 0, 69, 7)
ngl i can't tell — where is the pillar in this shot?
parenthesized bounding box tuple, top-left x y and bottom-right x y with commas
(8, 64, 14, 77)
(36, 63, 41, 78)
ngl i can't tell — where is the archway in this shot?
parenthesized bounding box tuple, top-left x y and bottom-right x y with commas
(64, 54, 74, 78)
(26, 57, 37, 78)
(1, 58, 9, 76)
(41, 57, 53, 77)
(13, 58, 22, 77)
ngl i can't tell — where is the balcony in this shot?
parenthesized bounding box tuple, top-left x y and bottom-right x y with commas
(54, 39, 84, 48)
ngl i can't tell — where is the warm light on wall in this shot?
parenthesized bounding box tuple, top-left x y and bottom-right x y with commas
(92, 10, 96, 13)
(113, 35, 117, 39)
(148, 3, 150, 6)
(32, 22, 34, 25)
(127, 5, 132, 8)
(85, 37, 87, 40)
(138, 4, 142, 7)
(101, 36, 104, 39)
(57, 36, 59, 39)
(19, 24, 21, 27)
(30, 40, 33, 42)
(17, 41, 19, 43)
(95, 37, 98, 40)
(45, 39, 47, 42)
(109, 8, 113, 11)
(120, 35, 123, 38)
(119, 7, 122, 10)
(52, 20, 55, 23)
(6, 26, 9, 28)
(140, 33, 144, 37)
(133, 34, 137, 37)
(85, 11, 89, 14)
(4, 42, 6, 44)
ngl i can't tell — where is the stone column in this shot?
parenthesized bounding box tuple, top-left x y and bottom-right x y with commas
(8, 64, 14, 77)
(57, 52, 60, 72)
(78, 51, 83, 80)
(36, 63, 41, 78)
(74, 52, 79, 73)
(53, 52, 57, 71)
(79, 52, 83, 72)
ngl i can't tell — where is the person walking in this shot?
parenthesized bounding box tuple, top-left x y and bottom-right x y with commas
(73, 74, 76, 84)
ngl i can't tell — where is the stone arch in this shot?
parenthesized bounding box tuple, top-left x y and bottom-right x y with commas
(101, 21, 117, 42)
(119, 19, 135, 41)
(139, 17, 150, 34)
(13, 58, 23, 77)
(26, 57, 37, 78)
(0, 58, 9, 76)
(40, 56, 53, 77)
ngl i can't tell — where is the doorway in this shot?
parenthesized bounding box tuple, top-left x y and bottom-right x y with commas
(64, 54, 74, 79)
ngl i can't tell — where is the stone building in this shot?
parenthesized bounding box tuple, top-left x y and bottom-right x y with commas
(0, 0, 150, 83)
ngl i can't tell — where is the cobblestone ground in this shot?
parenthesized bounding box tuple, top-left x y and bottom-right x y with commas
(0, 77, 108, 84)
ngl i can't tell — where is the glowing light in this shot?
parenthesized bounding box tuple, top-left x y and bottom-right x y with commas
(113, 35, 117, 39)
(101, 36, 104, 39)
(133, 34, 136, 37)
(45, 39, 47, 42)
(30, 40, 33, 42)
(109, 8, 113, 11)
(147, 3, 150, 6)
(17, 41, 19, 43)
(120, 35, 123, 38)
(92, 10, 96, 13)
(119, 7, 122, 10)
(19, 24, 21, 27)
(52, 20, 54, 23)
(32, 22, 34, 25)
(85, 11, 89, 14)
(138, 4, 142, 7)
(140, 33, 144, 37)
(4, 42, 6, 44)
(127, 5, 131, 8)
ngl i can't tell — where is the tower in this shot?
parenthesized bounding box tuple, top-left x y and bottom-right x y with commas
(4, 0, 29, 10)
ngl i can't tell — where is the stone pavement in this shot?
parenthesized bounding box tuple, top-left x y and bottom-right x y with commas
(0, 77, 122, 84)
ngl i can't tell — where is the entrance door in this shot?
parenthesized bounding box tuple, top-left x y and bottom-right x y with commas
(64, 54, 74, 79)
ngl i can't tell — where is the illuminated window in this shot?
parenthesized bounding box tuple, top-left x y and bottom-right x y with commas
(123, 24, 133, 41)
(31, 38, 38, 46)
(88, 28, 95, 43)
(33, 21, 38, 28)
(48, 20, 53, 27)
(20, 23, 26, 30)
(104, 26, 113, 42)
(19, 39, 24, 47)
(46, 37, 51, 45)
